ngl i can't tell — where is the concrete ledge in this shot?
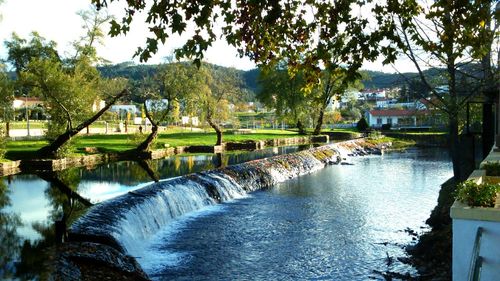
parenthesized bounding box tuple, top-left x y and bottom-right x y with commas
(450, 200, 500, 222)
(184, 145, 224, 153)
(0, 160, 21, 176)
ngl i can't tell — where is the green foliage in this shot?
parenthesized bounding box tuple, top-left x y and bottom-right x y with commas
(455, 180, 499, 207)
(257, 66, 309, 130)
(356, 117, 369, 131)
(0, 65, 14, 123)
(54, 138, 75, 158)
(127, 133, 146, 147)
(0, 127, 6, 159)
(482, 162, 500, 177)
(93, 0, 384, 85)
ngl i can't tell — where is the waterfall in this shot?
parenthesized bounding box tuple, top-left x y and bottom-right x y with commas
(69, 140, 384, 261)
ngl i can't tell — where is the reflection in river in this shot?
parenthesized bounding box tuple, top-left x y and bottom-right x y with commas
(0, 145, 309, 279)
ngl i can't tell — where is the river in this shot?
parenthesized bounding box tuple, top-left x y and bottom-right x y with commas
(0, 145, 310, 279)
(137, 148, 453, 280)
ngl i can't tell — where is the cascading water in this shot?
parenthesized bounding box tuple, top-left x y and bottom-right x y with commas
(68, 139, 386, 276)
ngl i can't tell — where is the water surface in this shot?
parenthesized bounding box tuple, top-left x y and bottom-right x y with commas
(141, 148, 452, 280)
(0, 145, 309, 279)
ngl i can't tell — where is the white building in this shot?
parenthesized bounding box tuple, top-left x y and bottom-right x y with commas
(365, 109, 420, 128)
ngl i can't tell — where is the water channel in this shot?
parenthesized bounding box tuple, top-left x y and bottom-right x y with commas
(0, 146, 452, 280)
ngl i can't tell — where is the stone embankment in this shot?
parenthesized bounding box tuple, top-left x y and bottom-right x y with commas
(0, 135, 330, 176)
(54, 138, 389, 280)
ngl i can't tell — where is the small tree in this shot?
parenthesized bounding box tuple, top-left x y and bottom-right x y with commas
(356, 117, 369, 132)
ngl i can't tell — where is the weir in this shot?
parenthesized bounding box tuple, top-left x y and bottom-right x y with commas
(65, 139, 388, 278)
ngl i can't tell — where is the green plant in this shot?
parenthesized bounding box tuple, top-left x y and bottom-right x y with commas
(368, 130, 382, 140)
(455, 180, 499, 207)
(356, 117, 368, 131)
(482, 162, 500, 177)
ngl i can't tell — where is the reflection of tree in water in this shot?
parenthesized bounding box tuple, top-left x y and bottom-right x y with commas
(0, 179, 23, 279)
(14, 169, 92, 280)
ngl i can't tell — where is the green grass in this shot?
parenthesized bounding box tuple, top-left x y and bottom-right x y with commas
(6, 121, 47, 130)
(4, 129, 299, 160)
(366, 136, 416, 149)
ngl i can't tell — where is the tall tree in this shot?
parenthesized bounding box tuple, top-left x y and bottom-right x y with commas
(201, 66, 240, 145)
(257, 66, 309, 134)
(6, 26, 127, 158)
(376, 0, 499, 180)
(0, 64, 14, 137)
(312, 69, 363, 135)
(135, 62, 198, 152)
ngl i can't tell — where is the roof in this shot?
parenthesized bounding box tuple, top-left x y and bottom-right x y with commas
(369, 109, 430, 117)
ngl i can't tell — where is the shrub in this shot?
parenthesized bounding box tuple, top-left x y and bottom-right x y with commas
(356, 117, 369, 131)
(381, 123, 392, 131)
(482, 161, 500, 177)
(455, 180, 499, 207)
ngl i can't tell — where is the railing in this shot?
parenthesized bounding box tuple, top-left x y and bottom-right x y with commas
(468, 227, 484, 281)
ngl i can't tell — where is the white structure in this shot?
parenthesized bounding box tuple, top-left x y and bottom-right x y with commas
(13, 97, 43, 109)
(181, 116, 199, 127)
(110, 105, 139, 114)
(92, 99, 106, 112)
(365, 109, 418, 127)
(450, 151, 500, 281)
(361, 89, 386, 100)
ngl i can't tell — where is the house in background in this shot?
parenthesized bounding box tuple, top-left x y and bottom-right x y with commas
(365, 109, 432, 129)
(13, 97, 43, 109)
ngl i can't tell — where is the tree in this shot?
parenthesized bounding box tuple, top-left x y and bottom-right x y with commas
(257, 66, 309, 134)
(312, 69, 364, 135)
(0, 64, 14, 138)
(6, 29, 127, 158)
(92, 1, 385, 77)
(376, 0, 499, 180)
(201, 65, 241, 145)
(135, 62, 198, 152)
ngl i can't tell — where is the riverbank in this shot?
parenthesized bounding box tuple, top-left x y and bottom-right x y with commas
(0, 131, 328, 176)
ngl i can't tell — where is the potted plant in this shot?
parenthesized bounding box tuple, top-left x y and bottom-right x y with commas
(455, 180, 499, 207)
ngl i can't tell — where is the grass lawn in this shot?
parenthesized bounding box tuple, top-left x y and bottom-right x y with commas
(6, 121, 47, 130)
(4, 129, 299, 160)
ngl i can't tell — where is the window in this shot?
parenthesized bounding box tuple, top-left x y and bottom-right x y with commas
(377, 118, 382, 124)
(387, 118, 393, 124)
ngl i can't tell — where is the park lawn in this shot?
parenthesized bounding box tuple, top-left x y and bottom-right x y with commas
(7, 121, 47, 130)
(4, 129, 299, 159)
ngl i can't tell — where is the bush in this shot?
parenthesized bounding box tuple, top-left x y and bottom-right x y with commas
(482, 161, 500, 176)
(381, 123, 392, 131)
(356, 117, 369, 131)
(455, 180, 499, 207)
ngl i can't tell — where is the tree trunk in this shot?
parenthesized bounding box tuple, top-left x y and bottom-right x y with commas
(313, 107, 325, 135)
(37, 89, 128, 158)
(137, 160, 160, 182)
(297, 120, 306, 135)
(135, 124, 158, 152)
(38, 172, 93, 207)
(448, 115, 469, 181)
(207, 116, 223, 145)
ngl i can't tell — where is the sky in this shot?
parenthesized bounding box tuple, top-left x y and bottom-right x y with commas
(0, 0, 415, 73)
